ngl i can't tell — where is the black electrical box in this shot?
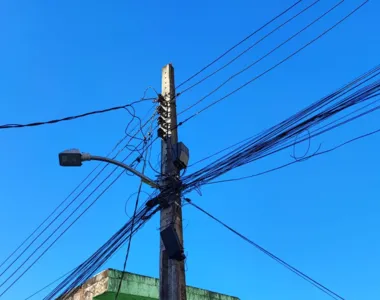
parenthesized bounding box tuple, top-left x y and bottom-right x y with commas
(173, 142, 189, 170)
(160, 224, 186, 261)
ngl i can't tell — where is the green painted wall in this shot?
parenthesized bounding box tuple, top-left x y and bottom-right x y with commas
(94, 291, 154, 300)
(92, 269, 239, 300)
(107, 270, 158, 300)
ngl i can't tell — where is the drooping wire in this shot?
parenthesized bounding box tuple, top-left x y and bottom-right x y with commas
(124, 105, 144, 140)
(0, 98, 154, 130)
(124, 191, 151, 218)
(186, 199, 344, 299)
(145, 114, 162, 175)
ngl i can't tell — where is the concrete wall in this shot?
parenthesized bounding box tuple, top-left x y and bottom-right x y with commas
(60, 269, 239, 300)
(59, 270, 109, 300)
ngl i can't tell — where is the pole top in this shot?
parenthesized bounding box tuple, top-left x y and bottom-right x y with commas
(162, 63, 174, 71)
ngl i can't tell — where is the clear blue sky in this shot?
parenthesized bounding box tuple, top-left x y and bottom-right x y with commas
(0, 0, 379, 299)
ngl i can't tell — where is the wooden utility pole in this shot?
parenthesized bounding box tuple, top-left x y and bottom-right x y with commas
(159, 64, 187, 300)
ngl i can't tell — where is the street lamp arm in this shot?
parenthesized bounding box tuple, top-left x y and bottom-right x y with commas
(82, 153, 159, 188)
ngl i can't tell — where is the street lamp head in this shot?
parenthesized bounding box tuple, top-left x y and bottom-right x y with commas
(59, 149, 83, 167)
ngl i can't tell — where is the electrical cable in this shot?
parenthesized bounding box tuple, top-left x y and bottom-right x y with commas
(0, 122, 151, 282)
(22, 197, 157, 300)
(124, 191, 151, 218)
(43, 144, 159, 300)
(18, 8, 374, 294)
(0, 167, 98, 271)
(0, 96, 157, 275)
(206, 127, 380, 185)
(1, 134, 159, 297)
(175, 0, 304, 90)
(188, 136, 252, 168)
(189, 96, 380, 171)
(22, 268, 76, 300)
(46, 85, 380, 299)
(115, 144, 149, 300)
(180, 65, 379, 192)
(0, 101, 159, 296)
(178, 0, 321, 96)
(0, 155, 142, 297)
(186, 199, 344, 300)
(145, 116, 162, 175)
(42, 64, 378, 300)
(46, 205, 159, 300)
(124, 105, 148, 142)
(45, 106, 377, 299)
(178, 1, 368, 126)
(182, 95, 380, 191)
(0, 98, 155, 130)
(0, 136, 135, 278)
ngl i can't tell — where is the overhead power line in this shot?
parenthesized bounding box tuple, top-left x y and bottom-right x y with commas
(178, 0, 368, 126)
(179, 0, 342, 115)
(0, 98, 155, 130)
(18, 2, 373, 297)
(0, 103, 158, 297)
(0, 157, 142, 297)
(115, 143, 149, 300)
(24, 209, 159, 300)
(46, 64, 379, 299)
(185, 199, 345, 300)
(206, 127, 380, 185)
(189, 76, 380, 171)
(0, 166, 99, 271)
(178, 0, 320, 96)
(22, 268, 75, 300)
(175, 0, 304, 90)
(43, 69, 380, 300)
(0, 106, 154, 276)
(180, 64, 380, 192)
(0, 136, 157, 297)
(144, 0, 312, 139)
(44, 204, 159, 299)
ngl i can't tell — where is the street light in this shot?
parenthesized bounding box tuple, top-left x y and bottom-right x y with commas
(58, 149, 159, 188)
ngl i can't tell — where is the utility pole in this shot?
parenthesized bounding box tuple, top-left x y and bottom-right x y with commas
(159, 64, 187, 300)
